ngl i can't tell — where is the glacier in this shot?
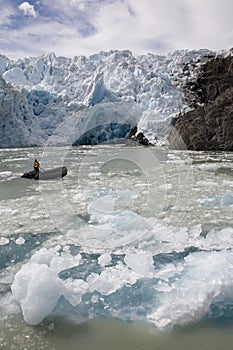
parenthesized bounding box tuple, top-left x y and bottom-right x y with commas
(0, 48, 228, 147)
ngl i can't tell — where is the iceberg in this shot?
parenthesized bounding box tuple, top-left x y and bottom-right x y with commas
(11, 248, 83, 325)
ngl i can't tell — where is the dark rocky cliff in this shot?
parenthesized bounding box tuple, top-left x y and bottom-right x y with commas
(169, 53, 233, 151)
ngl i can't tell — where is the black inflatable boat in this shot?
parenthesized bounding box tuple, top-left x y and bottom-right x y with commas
(21, 166, 68, 180)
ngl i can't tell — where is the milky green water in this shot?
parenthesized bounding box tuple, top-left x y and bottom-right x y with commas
(1, 145, 233, 349)
(1, 315, 233, 350)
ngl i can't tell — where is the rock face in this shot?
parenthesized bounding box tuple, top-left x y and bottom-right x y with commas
(169, 54, 233, 150)
(129, 126, 152, 146)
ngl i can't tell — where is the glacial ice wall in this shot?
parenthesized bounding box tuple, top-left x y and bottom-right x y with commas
(0, 49, 217, 147)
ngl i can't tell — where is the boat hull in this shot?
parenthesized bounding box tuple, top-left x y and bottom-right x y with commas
(21, 166, 68, 180)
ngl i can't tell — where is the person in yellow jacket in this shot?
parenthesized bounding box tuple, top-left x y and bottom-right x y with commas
(33, 159, 40, 174)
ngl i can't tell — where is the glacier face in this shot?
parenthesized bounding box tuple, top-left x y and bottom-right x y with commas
(0, 49, 216, 147)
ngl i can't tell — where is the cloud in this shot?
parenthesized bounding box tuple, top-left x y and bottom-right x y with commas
(18, 2, 37, 17)
(1, 0, 233, 59)
(89, 0, 233, 53)
(124, 0, 233, 52)
(0, 3, 16, 26)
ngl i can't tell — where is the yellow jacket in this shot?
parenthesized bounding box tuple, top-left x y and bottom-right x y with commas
(34, 160, 39, 169)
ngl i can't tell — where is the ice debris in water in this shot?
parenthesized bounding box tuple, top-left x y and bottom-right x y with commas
(0, 171, 13, 178)
(0, 208, 19, 216)
(11, 249, 143, 323)
(88, 194, 149, 231)
(98, 253, 112, 266)
(198, 192, 233, 206)
(0, 237, 10, 245)
(124, 251, 154, 277)
(9, 187, 233, 329)
(198, 163, 221, 171)
(15, 237, 25, 245)
(11, 262, 66, 325)
(74, 194, 150, 248)
(87, 263, 140, 296)
(88, 195, 114, 221)
(11, 247, 83, 325)
(148, 250, 233, 330)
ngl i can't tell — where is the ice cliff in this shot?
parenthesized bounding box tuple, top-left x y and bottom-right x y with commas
(0, 49, 231, 147)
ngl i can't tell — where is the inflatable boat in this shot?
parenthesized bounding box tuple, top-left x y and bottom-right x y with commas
(21, 166, 68, 180)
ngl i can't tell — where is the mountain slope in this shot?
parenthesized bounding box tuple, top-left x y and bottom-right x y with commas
(169, 53, 233, 150)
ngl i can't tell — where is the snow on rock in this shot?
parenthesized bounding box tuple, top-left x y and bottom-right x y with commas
(1, 48, 223, 147)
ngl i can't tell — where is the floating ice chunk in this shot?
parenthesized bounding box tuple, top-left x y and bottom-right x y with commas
(114, 189, 132, 203)
(159, 183, 173, 190)
(148, 251, 233, 330)
(0, 237, 9, 245)
(223, 180, 233, 187)
(113, 210, 149, 231)
(154, 281, 174, 292)
(50, 252, 82, 274)
(63, 278, 89, 307)
(198, 192, 233, 206)
(196, 180, 218, 187)
(15, 237, 25, 245)
(124, 251, 154, 277)
(67, 211, 148, 249)
(91, 294, 99, 303)
(72, 192, 85, 203)
(0, 292, 20, 314)
(11, 262, 65, 325)
(11, 248, 85, 325)
(188, 224, 202, 238)
(87, 263, 139, 295)
(0, 208, 19, 216)
(88, 172, 102, 179)
(221, 193, 233, 205)
(98, 253, 112, 266)
(155, 263, 183, 281)
(87, 194, 149, 234)
(198, 163, 221, 171)
(203, 227, 233, 249)
(0, 171, 13, 178)
(30, 248, 56, 266)
(62, 245, 71, 253)
(150, 222, 188, 244)
(88, 195, 114, 219)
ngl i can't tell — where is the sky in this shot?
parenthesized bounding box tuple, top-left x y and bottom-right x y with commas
(0, 0, 233, 59)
